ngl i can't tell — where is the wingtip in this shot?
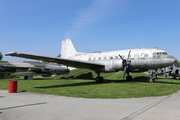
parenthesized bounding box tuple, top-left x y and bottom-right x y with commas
(5, 52, 17, 56)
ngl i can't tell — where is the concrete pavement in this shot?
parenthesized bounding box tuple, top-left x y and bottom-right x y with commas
(0, 90, 180, 120)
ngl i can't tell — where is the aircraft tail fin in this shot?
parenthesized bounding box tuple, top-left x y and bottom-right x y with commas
(61, 39, 77, 58)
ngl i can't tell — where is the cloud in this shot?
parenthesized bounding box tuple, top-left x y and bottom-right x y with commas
(64, 0, 125, 39)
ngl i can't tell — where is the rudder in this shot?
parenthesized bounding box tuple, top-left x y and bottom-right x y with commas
(61, 39, 77, 58)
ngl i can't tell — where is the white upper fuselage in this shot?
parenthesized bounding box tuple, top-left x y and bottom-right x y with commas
(65, 48, 167, 61)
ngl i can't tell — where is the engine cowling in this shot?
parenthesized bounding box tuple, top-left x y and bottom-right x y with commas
(102, 59, 123, 72)
(170, 69, 180, 77)
(175, 69, 179, 75)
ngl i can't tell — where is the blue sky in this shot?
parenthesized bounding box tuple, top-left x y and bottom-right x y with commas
(0, 0, 180, 61)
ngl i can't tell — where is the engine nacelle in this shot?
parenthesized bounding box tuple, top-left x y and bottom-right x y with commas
(102, 59, 123, 72)
(170, 69, 180, 77)
(175, 69, 179, 75)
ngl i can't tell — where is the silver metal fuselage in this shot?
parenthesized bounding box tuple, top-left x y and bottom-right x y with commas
(66, 48, 176, 72)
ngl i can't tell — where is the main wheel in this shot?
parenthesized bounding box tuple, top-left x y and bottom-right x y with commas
(24, 76, 28, 80)
(99, 77, 104, 82)
(126, 76, 132, 81)
(95, 77, 104, 83)
(96, 77, 100, 82)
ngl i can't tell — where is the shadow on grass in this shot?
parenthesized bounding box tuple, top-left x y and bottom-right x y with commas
(59, 72, 94, 80)
(35, 81, 97, 89)
(34, 76, 148, 89)
(31, 78, 45, 80)
(34, 76, 180, 89)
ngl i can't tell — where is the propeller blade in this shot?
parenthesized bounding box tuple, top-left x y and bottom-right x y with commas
(119, 54, 124, 60)
(129, 66, 134, 72)
(123, 66, 127, 78)
(127, 51, 131, 61)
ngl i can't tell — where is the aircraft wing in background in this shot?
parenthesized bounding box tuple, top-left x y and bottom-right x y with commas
(5, 52, 105, 70)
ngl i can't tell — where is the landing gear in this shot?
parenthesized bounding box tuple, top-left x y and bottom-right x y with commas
(95, 77, 104, 83)
(95, 72, 104, 83)
(24, 76, 28, 80)
(126, 72, 132, 81)
(126, 76, 132, 81)
(149, 71, 155, 83)
(149, 78, 155, 83)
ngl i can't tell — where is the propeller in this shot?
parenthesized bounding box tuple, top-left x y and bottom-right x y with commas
(119, 51, 134, 78)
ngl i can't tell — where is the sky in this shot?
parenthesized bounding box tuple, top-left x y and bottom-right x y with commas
(0, 0, 180, 61)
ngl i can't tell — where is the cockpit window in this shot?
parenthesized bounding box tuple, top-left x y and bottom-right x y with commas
(162, 52, 168, 55)
(156, 52, 168, 55)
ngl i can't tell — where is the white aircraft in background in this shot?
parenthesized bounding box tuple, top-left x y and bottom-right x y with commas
(6, 39, 177, 83)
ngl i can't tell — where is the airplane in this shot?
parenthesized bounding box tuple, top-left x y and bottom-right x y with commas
(5, 39, 177, 83)
(0, 60, 70, 80)
(147, 62, 180, 80)
(168, 62, 180, 79)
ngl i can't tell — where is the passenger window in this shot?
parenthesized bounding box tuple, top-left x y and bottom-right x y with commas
(109, 56, 113, 59)
(145, 54, 148, 57)
(98, 57, 101, 60)
(93, 58, 96, 61)
(89, 58, 91, 61)
(103, 57, 107, 60)
(115, 56, 118, 59)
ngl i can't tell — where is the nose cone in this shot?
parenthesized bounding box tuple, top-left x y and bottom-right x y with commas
(171, 56, 177, 63)
(168, 55, 177, 65)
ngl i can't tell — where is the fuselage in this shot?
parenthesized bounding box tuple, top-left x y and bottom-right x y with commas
(65, 48, 176, 72)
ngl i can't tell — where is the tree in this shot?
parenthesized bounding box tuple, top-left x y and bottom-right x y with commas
(0, 52, 3, 60)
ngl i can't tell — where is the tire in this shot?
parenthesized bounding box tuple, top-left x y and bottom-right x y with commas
(99, 77, 104, 82)
(96, 77, 104, 83)
(126, 76, 132, 81)
(24, 76, 28, 80)
(96, 77, 100, 83)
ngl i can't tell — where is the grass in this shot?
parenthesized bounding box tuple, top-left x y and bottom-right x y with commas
(0, 69, 180, 98)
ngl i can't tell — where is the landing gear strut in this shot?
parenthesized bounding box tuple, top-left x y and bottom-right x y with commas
(149, 71, 155, 83)
(95, 72, 104, 83)
(149, 78, 155, 83)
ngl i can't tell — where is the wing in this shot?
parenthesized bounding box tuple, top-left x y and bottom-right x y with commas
(5, 52, 105, 70)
